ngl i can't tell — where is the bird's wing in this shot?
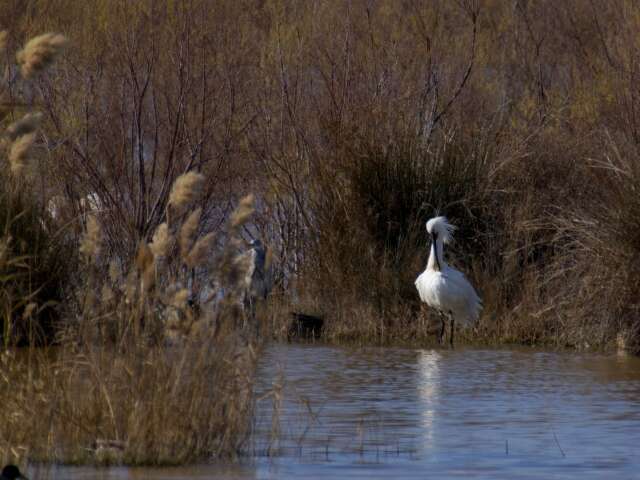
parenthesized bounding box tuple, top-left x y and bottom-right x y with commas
(442, 267, 482, 322)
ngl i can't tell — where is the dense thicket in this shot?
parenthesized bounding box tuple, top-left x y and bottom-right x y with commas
(1, 0, 639, 351)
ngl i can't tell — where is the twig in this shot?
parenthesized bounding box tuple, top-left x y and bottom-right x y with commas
(552, 428, 566, 458)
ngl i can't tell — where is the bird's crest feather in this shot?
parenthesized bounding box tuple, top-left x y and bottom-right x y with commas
(426, 216, 456, 243)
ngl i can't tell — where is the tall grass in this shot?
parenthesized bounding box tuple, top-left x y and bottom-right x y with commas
(299, 126, 495, 342)
(0, 189, 261, 465)
(0, 186, 69, 346)
(550, 135, 640, 353)
(0, 28, 69, 346)
(0, 32, 262, 466)
(1, 1, 640, 357)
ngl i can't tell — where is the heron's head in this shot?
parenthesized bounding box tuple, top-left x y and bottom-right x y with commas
(426, 216, 455, 244)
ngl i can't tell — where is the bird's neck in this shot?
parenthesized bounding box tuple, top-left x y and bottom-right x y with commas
(427, 238, 446, 272)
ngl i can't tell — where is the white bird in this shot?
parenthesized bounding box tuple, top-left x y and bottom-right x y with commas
(238, 239, 273, 320)
(415, 216, 482, 346)
(247, 239, 272, 301)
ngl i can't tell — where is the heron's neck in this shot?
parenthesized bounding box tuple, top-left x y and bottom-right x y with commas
(427, 238, 446, 272)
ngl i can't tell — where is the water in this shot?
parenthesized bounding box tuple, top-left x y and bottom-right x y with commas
(39, 344, 640, 479)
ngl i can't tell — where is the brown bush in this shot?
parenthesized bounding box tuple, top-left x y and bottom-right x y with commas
(3, 0, 640, 352)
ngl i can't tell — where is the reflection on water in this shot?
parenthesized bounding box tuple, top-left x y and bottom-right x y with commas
(40, 344, 640, 479)
(417, 350, 440, 449)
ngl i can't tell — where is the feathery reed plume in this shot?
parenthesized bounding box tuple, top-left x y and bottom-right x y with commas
(185, 232, 215, 268)
(8, 132, 36, 175)
(0, 31, 7, 53)
(6, 112, 43, 141)
(16, 33, 68, 78)
(135, 242, 154, 272)
(179, 208, 201, 259)
(149, 222, 171, 259)
(231, 194, 255, 228)
(79, 215, 102, 260)
(136, 242, 155, 292)
(168, 172, 204, 215)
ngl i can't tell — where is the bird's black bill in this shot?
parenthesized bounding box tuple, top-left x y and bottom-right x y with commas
(431, 232, 442, 271)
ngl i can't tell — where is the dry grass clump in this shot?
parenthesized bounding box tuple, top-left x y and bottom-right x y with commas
(0, 32, 69, 347)
(1, 28, 262, 458)
(0, 332, 255, 465)
(0, 188, 261, 465)
(0, 185, 68, 346)
(548, 136, 640, 352)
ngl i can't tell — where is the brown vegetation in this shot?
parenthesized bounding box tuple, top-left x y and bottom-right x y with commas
(0, 181, 260, 465)
(1, 0, 640, 469)
(2, 1, 640, 349)
(0, 27, 261, 466)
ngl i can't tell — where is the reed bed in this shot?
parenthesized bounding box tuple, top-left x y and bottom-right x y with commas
(0, 185, 261, 465)
(0, 31, 261, 466)
(1, 2, 640, 470)
(0, 13, 640, 472)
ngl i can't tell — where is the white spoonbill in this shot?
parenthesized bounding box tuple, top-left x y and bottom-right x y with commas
(415, 216, 481, 346)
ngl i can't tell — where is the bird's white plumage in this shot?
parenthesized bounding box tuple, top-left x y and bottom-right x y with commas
(426, 216, 456, 244)
(415, 217, 481, 329)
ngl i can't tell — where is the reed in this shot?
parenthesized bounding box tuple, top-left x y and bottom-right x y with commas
(0, 32, 262, 466)
(0, 192, 261, 466)
(0, 0, 638, 398)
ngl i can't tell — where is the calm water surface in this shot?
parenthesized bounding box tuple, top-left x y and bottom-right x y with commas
(42, 343, 640, 479)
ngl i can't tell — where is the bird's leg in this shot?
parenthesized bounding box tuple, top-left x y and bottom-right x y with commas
(438, 312, 446, 345)
(449, 316, 455, 348)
